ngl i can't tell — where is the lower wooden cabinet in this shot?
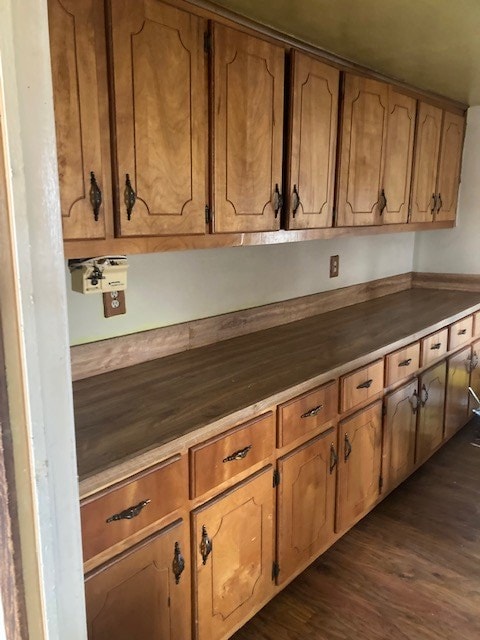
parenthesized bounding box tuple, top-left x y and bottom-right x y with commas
(416, 361, 447, 464)
(336, 402, 382, 533)
(468, 339, 480, 413)
(383, 379, 418, 491)
(276, 428, 337, 584)
(444, 346, 471, 439)
(85, 518, 190, 640)
(191, 467, 274, 640)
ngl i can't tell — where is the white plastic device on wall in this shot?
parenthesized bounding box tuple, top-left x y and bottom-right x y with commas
(68, 256, 128, 295)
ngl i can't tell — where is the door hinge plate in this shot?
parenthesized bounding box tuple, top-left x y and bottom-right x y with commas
(379, 475, 384, 492)
(204, 32, 211, 53)
(272, 562, 280, 581)
(205, 205, 211, 225)
(273, 469, 280, 487)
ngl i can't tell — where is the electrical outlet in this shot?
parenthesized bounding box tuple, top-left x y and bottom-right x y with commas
(330, 255, 339, 278)
(103, 290, 126, 318)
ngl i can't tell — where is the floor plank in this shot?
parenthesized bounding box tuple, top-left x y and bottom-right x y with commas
(233, 421, 480, 640)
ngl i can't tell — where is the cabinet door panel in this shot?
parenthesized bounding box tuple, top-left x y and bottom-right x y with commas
(277, 430, 337, 584)
(336, 402, 382, 533)
(416, 361, 446, 463)
(48, 0, 111, 240)
(410, 102, 443, 223)
(444, 347, 471, 439)
(436, 111, 465, 222)
(382, 89, 416, 224)
(111, 0, 207, 236)
(286, 52, 339, 229)
(192, 468, 274, 640)
(85, 519, 190, 640)
(383, 380, 418, 491)
(336, 75, 388, 226)
(213, 25, 284, 232)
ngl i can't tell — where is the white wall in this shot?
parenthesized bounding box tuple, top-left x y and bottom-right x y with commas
(414, 106, 480, 273)
(67, 232, 415, 345)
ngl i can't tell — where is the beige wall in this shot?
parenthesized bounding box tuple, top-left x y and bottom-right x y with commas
(414, 106, 478, 273)
(67, 232, 415, 345)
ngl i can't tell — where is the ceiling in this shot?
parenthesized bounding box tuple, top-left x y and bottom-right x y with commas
(211, 0, 480, 105)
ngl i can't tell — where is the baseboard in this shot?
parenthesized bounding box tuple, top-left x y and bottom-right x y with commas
(412, 272, 480, 291)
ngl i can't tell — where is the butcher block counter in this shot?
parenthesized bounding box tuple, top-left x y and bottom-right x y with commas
(73, 287, 480, 495)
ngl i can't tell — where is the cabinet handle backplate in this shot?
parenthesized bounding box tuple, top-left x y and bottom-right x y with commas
(420, 384, 429, 407)
(431, 342, 442, 350)
(398, 358, 412, 367)
(106, 499, 151, 523)
(430, 193, 437, 214)
(344, 433, 352, 461)
(378, 189, 387, 215)
(89, 171, 102, 222)
(410, 390, 419, 414)
(124, 173, 137, 221)
(273, 183, 283, 218)
(356, 379, 373, 390)
(223, 445, 252, 463)
(437, 193, 443, 213)
(200, 525, 212, 565)
(329, 443, 338, 474)
(292, 184, 301, 217)
(458, 328, 467, 335)
(301, 404, 324, 418)
(172, 541, 185, 584)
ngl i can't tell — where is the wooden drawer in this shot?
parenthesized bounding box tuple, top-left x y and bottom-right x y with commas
(190, 412, 275, 498)
(340, 360, 384, 413)
(385, 342, 420, 387)
(81, 455, 187, 563)
(474, 311, 480, 337)
(421, 328, 448, 367)
(449, 315, 473, 351)
(277, 380, 338, 448)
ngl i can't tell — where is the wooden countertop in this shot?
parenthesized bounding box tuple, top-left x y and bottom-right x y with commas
(74, 288, 480, 493)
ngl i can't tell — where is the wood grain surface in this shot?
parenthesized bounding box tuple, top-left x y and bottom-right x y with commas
(74, 288, 480, 486)
(233, 421, 480, 640)
(71, 272, 412, 380)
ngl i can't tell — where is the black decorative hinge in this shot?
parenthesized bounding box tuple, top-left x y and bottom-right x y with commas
(272, 562, 280, 581)
(379, 475, 384, 492)
(204, 32, 211, 53)
(382, 402, 387, 417)
(273, 469, 280, 487)
(205, 205, 211, 225)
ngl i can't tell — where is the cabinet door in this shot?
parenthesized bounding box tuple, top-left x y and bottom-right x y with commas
(383, 380, 418, 491)
(111, 0, 207, 236)
(468, 339, 480, 414)
(444, 346, 471, 439)
(435, 111, 465, 222)
(212, 25, 284, 233)
(48, 0, 111, 240)
(381, 89, 416, 224)
(286, 52, 339, 230)
(416, 361, 447, 463)
(336, 402, 382, 533)
(410, 102, 443, 223)
(277, 430, 337, 584)
(192, 467, 274, 640)
(336, 75, 388, 227)
(85, 519, 190, 640)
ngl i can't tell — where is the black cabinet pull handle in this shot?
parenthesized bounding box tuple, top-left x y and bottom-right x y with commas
(292, 184, 301, 216)
(356, 379, 373, 390)
(172, 541, 185, 584)
(378, 189, 387, 215)
(124, 173, 136, 220)
(398, 358, 412, 367)
(430, 193, 437, 214)
(301, 404, 324, 418)
(223, 445, 252, 463)
(420, 384, 429, 407)
(329, 443, 338, 474)
(458, 329, 467, 335)
(437, 193, 443, 213)
(200, 525, 212, 565)
(344, 433, 352, 461)
(431, 342, 442, 350)
(106, 499, 151, 523)
(89, 171, 102, 222)
(273, 183, 283, 218)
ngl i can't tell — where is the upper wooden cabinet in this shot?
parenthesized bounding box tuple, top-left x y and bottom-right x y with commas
(410, 104, 465, 223)
(212, 25, 285, 233)
(285, 52, 339, 229)
(336, 75, 416, 227)
(48, 0, 112, 240)
(110, 0, 208, 237)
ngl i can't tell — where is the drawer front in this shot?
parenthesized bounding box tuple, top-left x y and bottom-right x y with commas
(81, 455, 187, 562)
(277, 380, 338, 448)
(340, 360, 384, 413)
(474, 311, 480, 337)
(449, 315, 473, 351)
(190, 412, 275, 498)
(385, 342, 420, 387)
(421, 328, 448, 367)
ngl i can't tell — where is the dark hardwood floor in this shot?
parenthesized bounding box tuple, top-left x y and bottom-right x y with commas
(233, 421, 480, 640)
